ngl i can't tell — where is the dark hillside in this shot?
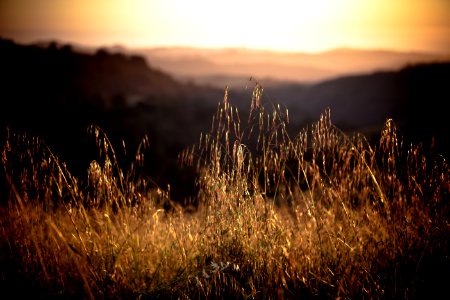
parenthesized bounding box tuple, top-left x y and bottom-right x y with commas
(396, 63, 450, 154)
(0, 38, 222, 201)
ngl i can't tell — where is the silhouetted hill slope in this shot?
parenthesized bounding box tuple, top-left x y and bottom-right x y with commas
(0, 38, 190, 107)
(0, 38, 223, 135)
(396, 63, 450, 154)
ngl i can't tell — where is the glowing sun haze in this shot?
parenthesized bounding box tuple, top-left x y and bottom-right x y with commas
(1, 0, 449, 53)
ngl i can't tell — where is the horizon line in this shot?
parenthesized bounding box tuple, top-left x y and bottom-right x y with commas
(2, 35, 449, 56)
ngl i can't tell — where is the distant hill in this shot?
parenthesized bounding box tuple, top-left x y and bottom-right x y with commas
(129, 46, 450, 88)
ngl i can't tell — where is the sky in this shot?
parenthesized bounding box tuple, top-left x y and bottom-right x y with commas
(1, 0, 450, 53)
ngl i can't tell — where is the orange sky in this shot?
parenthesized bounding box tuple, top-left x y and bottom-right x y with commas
(1, 0, 450, 53)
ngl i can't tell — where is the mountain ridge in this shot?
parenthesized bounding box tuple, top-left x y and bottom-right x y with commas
(14, 37, 450, 87)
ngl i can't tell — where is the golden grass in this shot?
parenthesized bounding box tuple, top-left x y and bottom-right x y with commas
(1, 84, 449, 299)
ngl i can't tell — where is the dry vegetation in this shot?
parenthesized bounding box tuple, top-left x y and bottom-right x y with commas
(1, 84, 449, 299)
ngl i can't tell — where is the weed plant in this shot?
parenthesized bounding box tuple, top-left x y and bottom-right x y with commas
(1, 84, 449, 299)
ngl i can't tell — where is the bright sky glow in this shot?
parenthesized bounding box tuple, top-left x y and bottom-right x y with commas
(1, 0, 449, 53)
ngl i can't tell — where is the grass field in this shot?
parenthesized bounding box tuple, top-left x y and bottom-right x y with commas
(1, 85, 449, 299)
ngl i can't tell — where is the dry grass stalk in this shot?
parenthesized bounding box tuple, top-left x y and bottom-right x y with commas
(1, 84, 449, 299)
